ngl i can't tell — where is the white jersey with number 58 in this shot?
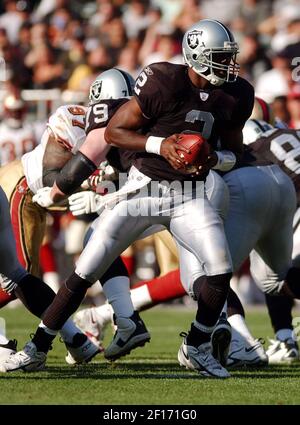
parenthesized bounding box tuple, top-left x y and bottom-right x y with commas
(22, 105, 87, 194)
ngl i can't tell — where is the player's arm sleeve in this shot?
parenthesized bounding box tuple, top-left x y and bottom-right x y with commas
(42, 130, 73, 187)
(133, 66, 164, 120)
(55, 151, 97, 195)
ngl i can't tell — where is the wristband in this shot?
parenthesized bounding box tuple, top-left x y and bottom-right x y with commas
(145, 136, 164, 155)
(212, 150, 236, 172)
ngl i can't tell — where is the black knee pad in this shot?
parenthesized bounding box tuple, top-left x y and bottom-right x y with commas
(65, 272, 93, 293)
(207, 272, 232, 291)
(101, 256, 129, 287)
(193, 273, 232, 300)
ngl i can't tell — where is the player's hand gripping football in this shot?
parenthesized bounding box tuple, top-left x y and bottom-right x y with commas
(160, 134, 190, 170)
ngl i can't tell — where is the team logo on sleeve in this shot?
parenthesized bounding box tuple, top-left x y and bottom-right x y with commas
(144, 67, 153, 76)
(187, 30, 205, 49)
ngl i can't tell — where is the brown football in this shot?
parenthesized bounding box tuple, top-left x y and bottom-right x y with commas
(177, 133, 210, 171)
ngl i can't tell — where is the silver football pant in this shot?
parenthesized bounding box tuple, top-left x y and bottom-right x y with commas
(76, 168, 232, 285)
(225, 165, 296, 295)
(134, 169, 230, 241)
(179, 165, 296, 296)
(0, 186, 27, 292)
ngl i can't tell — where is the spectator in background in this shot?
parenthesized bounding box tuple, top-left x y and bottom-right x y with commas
(258, 4, 300, 52)
(0, 27, 31, 89)
(152, 0, 185, 25)
(139, 32, 182, 67)
(48, 6, 72, 49)
(88, 0, 120, 36)
(272, 96, 291, 125)
(31, 0, 72, 23)
(104, 18, 128, 65)
(287, 85, 300, 129)
(67, 45, 111, 92)
(272, 15, 300, 53)
(30, 22, 48, 47)
(122, 0, 153, 40)
(200, 0, 241, 26)
(0, 0, 27, 45)
(255, 51, 293, 103)
(18, 23, 32, 57)
(237, 0, 272, 34)
(173, 0, 202, 34)
(25, 43, 64, 89)
(116, 42, 141, 78)
(238, 33, 270, 83)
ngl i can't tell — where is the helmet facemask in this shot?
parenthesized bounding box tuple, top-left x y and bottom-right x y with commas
(183, 41, 239, 86)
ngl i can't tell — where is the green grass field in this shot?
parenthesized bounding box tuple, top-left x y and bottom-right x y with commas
(0, 306, 300, 405)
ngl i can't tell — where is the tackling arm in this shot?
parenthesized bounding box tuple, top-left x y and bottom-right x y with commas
(42, 133, 73, 187)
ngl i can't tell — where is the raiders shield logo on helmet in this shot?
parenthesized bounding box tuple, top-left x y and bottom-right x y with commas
(187, 30, 204, 49)
(91, 80, 102, 101)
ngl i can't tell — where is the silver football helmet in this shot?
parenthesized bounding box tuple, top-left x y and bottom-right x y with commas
(242, 119, 274, 145)
(182, 19, 239, 86)
(89, 68, 135, 104)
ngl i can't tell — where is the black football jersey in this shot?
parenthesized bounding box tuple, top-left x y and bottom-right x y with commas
(244, 128, 300, 204)
(84, 98, 134, 173)
(132, 62, 254, 182)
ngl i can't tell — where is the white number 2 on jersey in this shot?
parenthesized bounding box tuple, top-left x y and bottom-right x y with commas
(271, 132, 300, 174)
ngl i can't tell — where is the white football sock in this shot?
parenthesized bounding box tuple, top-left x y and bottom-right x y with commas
(38, 321, 58, 336)
(93, 303, 113, 326)
(276, 328, 294, 342)
(130, 285, 152, 311)
(102, 276, 134, 318)
(59, 319, 83, 344)
(228, 314, 254, 341)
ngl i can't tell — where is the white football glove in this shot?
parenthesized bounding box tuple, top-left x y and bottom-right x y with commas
(32, 187, 54, 208)
(81, 161, 118, 191)
(68, 191, 104, 216)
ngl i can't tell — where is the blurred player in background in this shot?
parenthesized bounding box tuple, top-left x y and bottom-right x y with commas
(0, 91, 59, 296)
(0, 98, 101, 365)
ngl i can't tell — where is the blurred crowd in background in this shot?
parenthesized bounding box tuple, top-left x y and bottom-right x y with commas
(0, 0, 300, 306)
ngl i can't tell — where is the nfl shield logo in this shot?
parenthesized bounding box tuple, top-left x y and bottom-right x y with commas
(200, 92, 209, 101)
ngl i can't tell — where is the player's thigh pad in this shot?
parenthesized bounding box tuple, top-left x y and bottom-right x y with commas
(249, 166, 296, 294)
(169, 195, 232, 277)
(223, 166, 278, 272)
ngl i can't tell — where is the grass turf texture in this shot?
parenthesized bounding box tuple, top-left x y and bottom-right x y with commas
(0, 306, 300, 405)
